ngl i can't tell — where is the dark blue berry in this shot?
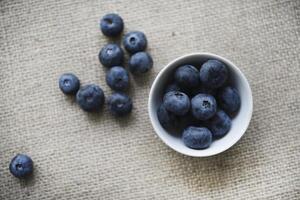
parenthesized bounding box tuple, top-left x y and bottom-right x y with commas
(191, 94, 217, 120)
(59, 73, 80, 95)
(163, 91, 190, 116)
(182, 126, 212, 149)
(108, 93, 132, 116)
(157, 104, 180, 129)
(100, 13, 124, 37)
(209, 110, 231, 138)
(76, 84, 105, 112)
(99, 44, 124, 67)
(106, 66, 129, 91)
(218, 86, 241, 113)
(9, 154, 33, 178)
(129, 52, 153, 74)
(200, 59, 228, 88)
(123, 31, 147, 53)
(175, 65, 200, 89)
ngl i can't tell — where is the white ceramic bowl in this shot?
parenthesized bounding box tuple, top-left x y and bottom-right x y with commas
(148, 53, 253, 157)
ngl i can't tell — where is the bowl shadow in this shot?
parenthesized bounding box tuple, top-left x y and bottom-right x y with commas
(172, 142, 246, 190)
(166, 118, 256, 191)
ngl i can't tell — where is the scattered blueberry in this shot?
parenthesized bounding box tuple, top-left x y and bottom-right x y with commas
(157, 104, 179, 129)
(100, 13, 124, 37)
(108, 93, 132, 116)
(99, 43, 124, 67)
(123, 31, 147, 53)
(209, 110, 231, 138)
(175, 65, 200, 89)
(76, 84, 105, 112)
(182, 126, 212, 149)
(163, 91, 190, 116)
(9, 154, 33, 178)
(106, 66, 129, 91)
(165, 82, 182, 93)
(218, 86, 241, 113)
(191, 94, 217, 120)
(59, 73, 80, 95)
(128, 52, 153, 74)
(200, 59, 228, 88)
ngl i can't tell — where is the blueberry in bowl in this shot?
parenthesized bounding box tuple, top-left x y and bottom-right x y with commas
(157, 104, 180, 130)
(217, 86, 241, 114)
(191, 94, 217, 121)
(174, 65, 200, 89)
(200, 59, 228, 89)
(182, 126, 213, 150)
(163, 91, 190, 116)
(208, 110, 232, 138)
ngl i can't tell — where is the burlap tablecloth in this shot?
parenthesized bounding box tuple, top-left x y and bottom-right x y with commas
(0, 0, 299, 199)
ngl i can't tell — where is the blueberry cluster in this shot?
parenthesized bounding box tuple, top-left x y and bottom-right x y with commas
(157, 59, 241, 150)
(58, 13, 152, 116)
(59, 73, 106, 112)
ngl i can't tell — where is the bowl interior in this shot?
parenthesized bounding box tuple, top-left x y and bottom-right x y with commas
(149, 53, 253, 157)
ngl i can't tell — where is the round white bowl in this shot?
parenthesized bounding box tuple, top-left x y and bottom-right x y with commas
(148, 53, 253, 157)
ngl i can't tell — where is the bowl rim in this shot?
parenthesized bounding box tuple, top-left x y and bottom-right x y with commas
(148, 52, 253, 157)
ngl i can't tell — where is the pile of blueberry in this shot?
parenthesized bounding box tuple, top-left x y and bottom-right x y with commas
(59, 13, 153, 116)
(157, 60, 241, 150)
(9, 13, 153, 179)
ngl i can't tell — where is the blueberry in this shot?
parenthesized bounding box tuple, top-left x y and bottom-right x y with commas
(106, 66, 129, 91)
(9, 154, 33, 178)
(209, 110, 231, 138)
(108, 93, 132, 116)
(182, 126, 212, 149)
(129, 52, 153, 74)
(157, 104, 180, 129)
(165, 82, 182, 93)
(218, 86, 241, 113)
(76, 84, 105, 112)
(191, 94, 217, 120)
(59, 73, 80, 95)
(123, 31, 147, 53)
(99, 44, 124, 67)
(175, 65, 200, 89)
(100, 13, 124, 37)
(163, 91, 190, 116)
(200, 59, 228, 88)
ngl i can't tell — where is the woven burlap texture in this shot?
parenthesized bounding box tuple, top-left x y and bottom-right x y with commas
(0, 0, 299, 199)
